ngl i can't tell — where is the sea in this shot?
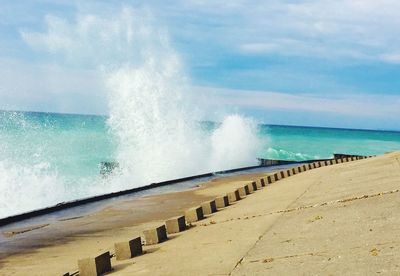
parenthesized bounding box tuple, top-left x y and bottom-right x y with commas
(1, 110, 400, 219)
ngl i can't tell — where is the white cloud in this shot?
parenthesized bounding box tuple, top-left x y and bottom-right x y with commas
(164, 0, 400, 62)
(11, 6, 181, 115)
(3, 0, 400, 120)
(240, 42, 278, 54)
(193, 86, 400, 119)
(19, 7, 173, 69)
(0, 58, 106, 114)
(379, 53, 400, 64)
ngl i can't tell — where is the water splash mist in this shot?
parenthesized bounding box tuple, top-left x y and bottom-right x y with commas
(105, 9, 261, 189)
(0, 7, 261, 217)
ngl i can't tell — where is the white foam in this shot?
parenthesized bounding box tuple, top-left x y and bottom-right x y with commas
(0, 160, 66, 218)
(104, 9, 261, 189)
(210, 115, 261, 171)
(266, 147, 319, 160)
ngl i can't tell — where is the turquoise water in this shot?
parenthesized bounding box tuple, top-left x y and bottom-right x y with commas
(260, 125, 400, 160)
(1, 110, 400, 218)
(0, 111, 116, 182)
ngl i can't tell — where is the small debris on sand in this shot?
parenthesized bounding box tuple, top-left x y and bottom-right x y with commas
(308, 215, 323, 223)
(263, 258, 274, 263)
(370, 248, 380, 256)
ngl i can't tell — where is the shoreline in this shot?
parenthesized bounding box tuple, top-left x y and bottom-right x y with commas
(0, 163, 273, 227)
(0, 170, 274, 258)
(1, 158, 324, 227)
(2, 158, 324, 229)
(2, 153, 399, 275)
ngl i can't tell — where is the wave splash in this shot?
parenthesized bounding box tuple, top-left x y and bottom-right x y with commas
(105, 9, 261, 189)
(0, 7, 261, 217)
(0, 160, 65, 217)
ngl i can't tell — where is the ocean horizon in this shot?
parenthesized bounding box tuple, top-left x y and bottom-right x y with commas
(3, 109, 400, 132)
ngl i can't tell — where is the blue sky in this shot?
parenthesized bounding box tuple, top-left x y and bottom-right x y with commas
(1, 0, 400, 130)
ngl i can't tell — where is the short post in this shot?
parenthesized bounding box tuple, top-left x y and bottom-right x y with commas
(255, 179, 263, 189)
(215, 195, 229, 209)
(201, 200, 217, 215)
(238, 186, 247, 198)
(165, 216, 186, 234)
(185, 206, 204, 223)
(227, 190, 241, 204)
(78, 251, 112, 276)
(246, 183, 255, 193)
(143, 225, 168, 245)
(251, 181, 258, 190)
(114, 237, 143, 260)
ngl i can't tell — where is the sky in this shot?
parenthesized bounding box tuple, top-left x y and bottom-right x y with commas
(1, 0, 400, 130)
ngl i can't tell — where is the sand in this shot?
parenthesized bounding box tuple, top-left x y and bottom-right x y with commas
(1, 153, 400, 275)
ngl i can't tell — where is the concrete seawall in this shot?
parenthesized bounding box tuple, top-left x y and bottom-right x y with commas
(2, 152, 389, 275)
(0, 154, 364, 227)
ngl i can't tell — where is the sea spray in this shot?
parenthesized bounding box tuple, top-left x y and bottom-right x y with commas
(0, 160, 65, 218)
(0, 6, 262, 217)
(0, 111, 65, 218)
(104, 14, 262, 189)
(265, 147, 320, 161)
(210, 115, 261, 171)
(0, 111, 114, 218)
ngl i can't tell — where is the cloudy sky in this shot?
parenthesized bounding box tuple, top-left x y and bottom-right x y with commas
(1, 0, 400, 130)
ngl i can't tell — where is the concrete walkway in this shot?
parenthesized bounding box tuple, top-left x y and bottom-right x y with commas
(117, 153, 400, 275)
(2, 153, 399, 275)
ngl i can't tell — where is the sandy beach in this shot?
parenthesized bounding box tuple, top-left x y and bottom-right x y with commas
(1, 153, 400, 275)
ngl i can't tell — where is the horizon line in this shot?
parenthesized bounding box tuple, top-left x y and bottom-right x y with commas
(1, 108, 400, 133)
